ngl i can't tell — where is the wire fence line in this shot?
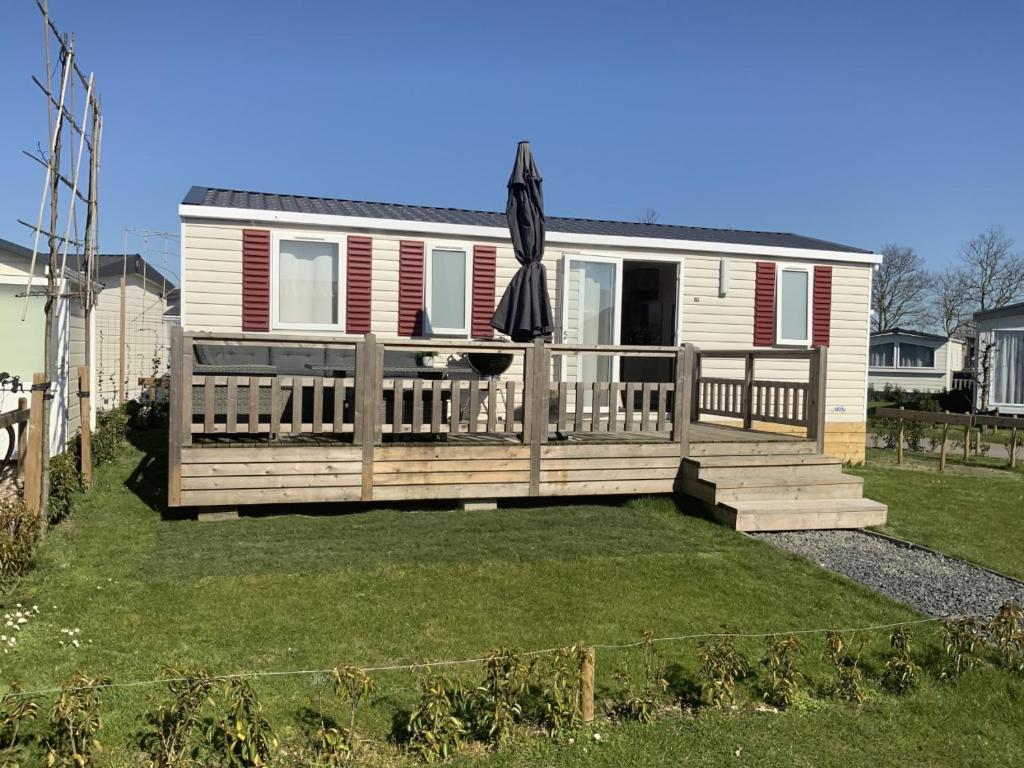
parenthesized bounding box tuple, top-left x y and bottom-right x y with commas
(6, 614, 957, 698)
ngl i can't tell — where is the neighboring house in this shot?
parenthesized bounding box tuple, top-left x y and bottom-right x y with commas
(95, 254, 175, 411)
(973, 302, 1024, 414)
(0, 237, 97, 456)
(178, 186, 881, 463)
(868, 328, 964, 393)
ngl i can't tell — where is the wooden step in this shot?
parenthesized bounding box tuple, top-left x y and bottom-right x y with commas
(690, 462, 847, 486)
(685, 454, 842, 469)
(713, 475, 865, 503)
(689, 440, 818, 457)
(720, 498, 888, 532)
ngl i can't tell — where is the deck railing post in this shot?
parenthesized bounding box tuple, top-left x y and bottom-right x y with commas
(359, 333, 380, 502)
(741, 352, 754, 430)
(168, 327, 186, 508)
(691, 350, 702, 422)
(672, 344, 695, 456)
(528, 339, 549, 496)
(809, 346, 828, 454)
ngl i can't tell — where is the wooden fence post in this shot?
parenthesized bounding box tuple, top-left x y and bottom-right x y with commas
(809, 346, 828, 455)
(16, 396, 28, 482)
(359, 333, 380, 502)
(1010, 419, 1018, 469)
(963, 425, 970, 462)
(939, 414, 949, 472)
(78, 366, 92, 489)
(896, 407, 904, 465)
(23, 373, 46, 520)
(578, 644, 595, 724)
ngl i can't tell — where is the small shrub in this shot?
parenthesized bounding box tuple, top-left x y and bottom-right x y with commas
(46, 672, 110, 767)
(881, 625, 920, 694)
(824, 629, 868, 703)
(471, 648, 529, 747)
(760, 634, 803, 709)
(142, 666, 214, 767)
(0, 682, 40, 766)
(48, 441, 83, 524)
(942, 618, 980, 679)
(402, 675, 469, 763)
(0, 497, 41, 590)
(697, 629, 749, 708)
(206, 678, 276, 768)
(312, 665, 373, 767)
(987, 601, 1024, 674)
(609, 629, 668, 722)
(92, 407, 130, 466)
(537, 646, 583, 738)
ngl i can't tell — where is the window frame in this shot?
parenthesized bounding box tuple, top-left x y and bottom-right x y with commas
(270, 231, 347, 332)
(775, 265, 813, 346)
(990, 327, 1024, 407)
(869, 341, 896, 368)
(868, 338, 940, 371)
(424, 243, 473, 337)
(897, 340, 936, 369)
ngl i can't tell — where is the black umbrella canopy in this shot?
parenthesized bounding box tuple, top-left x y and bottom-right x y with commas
(490, 141, 554, 342)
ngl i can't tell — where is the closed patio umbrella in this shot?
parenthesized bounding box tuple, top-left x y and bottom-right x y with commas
(491, 141, 554, 342)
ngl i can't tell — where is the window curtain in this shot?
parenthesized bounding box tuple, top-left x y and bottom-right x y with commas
(898, 342, 934, 368)
(779, 270, 809, 341)
(279, 240, 338, 325)
(993, 330, 1024, 405)
(870, 342, 894, 367)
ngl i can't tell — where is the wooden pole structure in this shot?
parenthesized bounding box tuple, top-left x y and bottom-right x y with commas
(16, 397, 28, 482)
(896, 408, 904, 465)
(578, 645, 595, 724)
(24, 373, 46, 520)
(963, 426, 970, 462)
(939, 418, 949, 472)
(1010, 420, 1018, 470)
(78, 365, 92, 488)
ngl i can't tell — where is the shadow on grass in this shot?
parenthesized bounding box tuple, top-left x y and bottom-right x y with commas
(125, 427, 177, 519)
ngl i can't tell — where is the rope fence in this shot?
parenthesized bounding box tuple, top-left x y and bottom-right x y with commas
(8, 614, 954, 698)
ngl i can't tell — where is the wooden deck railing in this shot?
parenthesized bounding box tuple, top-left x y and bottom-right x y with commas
(170, 330, 827, 455)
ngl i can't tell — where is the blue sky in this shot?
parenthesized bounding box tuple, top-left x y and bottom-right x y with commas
(1, 0, 1021, 280)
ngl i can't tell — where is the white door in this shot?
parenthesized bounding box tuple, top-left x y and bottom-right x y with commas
(560, 256, 622, 400)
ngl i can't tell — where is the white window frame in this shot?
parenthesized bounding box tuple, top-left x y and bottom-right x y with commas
(775, 265, 813, 346)
(270, 230, 347, 332)
(868, 338, 939, 371)
(990, 327, 1024, 407)
(424, 243, 473, 337)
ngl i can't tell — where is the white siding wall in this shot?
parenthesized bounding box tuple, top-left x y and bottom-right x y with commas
(181, 217, 873, 427)
(95, 275, 170, 410)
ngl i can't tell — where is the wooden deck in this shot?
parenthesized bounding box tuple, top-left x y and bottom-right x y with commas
(169, 331, 885, 530)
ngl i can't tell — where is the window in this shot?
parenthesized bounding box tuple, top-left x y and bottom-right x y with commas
(274, 237, 343, 329)
(993, 330, 1024, 405)
(776, 267, 810, 345)
(898, 342, 935, 368)
(425, 246, 470, 335)
(870, 342, 895, 367)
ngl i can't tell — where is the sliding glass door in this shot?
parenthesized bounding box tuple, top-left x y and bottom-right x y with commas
(560, 256, 621, 403)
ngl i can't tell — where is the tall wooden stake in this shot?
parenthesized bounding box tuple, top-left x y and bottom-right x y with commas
(24, 373, 46, 518)
(578, 645, 595, 724)
(78, 365, 92, 488)
(939, 420, 949, 472)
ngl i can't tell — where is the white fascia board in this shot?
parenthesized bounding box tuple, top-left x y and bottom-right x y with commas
(179, 204, 883, 266)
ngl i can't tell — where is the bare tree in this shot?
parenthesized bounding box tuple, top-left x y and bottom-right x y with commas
(930, 267, 972, 338)
(638, 208, 659, 224)
(960, 226, 1024, 311)
(871, 244, 931, 331)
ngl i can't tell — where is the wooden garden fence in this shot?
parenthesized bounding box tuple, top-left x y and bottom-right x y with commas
(875, 406, 1021, 471)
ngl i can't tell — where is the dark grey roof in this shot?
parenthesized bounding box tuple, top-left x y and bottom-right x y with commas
(182, 186, 873, 255)
(974, 300, 1024, 322)
(871, 327, 951, 342)
(97, 254, 176, 293)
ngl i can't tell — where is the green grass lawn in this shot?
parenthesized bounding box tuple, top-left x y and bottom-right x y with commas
(3, 433, 1023, 766)
(851, 448, 1024, 580)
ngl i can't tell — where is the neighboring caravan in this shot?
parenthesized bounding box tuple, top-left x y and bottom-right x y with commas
(0, 237, 97, 456)
(170, 185, 887, 530)
(868, 328, 965, 394)
(95, 255, 175, 411)
(973, 302, 1024, 414)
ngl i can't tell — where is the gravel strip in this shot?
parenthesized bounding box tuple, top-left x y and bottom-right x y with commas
(751, 529, 1024, 619)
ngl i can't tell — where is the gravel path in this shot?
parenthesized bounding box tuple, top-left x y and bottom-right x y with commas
(752, 529, 1024, 619)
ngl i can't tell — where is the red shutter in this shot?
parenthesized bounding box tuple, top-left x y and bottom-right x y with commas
(753, 262, 776, 347)
(398, 240, 425, 336)
(471, 245, 497, 338)
(346, 236, 372, 333)
(812, 265, 833, 347)
(241, 228, 270, 332)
